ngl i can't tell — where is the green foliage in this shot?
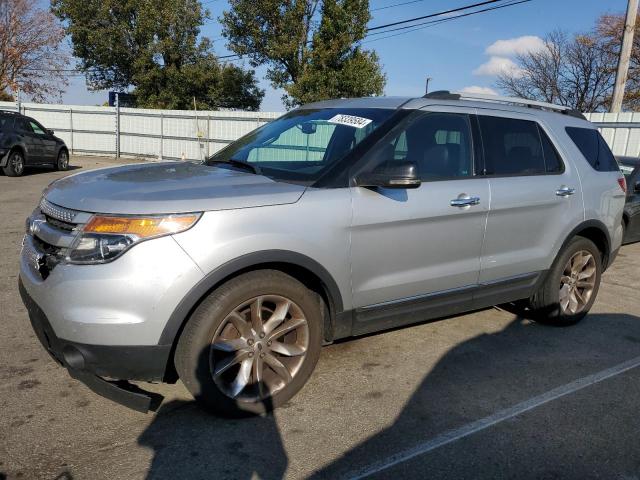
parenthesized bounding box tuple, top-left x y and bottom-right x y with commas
(52, 0, 264, 110)
(221, 0, 385, 108)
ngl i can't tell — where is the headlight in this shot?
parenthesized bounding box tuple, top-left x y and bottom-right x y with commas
(67, 213, 201, 264)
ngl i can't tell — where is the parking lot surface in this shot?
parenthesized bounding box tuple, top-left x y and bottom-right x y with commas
(1, 156, 640, 480)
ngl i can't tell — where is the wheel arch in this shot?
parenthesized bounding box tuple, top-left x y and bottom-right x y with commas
(159, 250, 345, 379)
(560, 220, 612, 270)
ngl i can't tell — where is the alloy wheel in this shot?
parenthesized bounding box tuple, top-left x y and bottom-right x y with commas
(59, 151, 69, 169)
(210, 295, 309, 402)
(11, 153, 24, 175)
(559, 250, 596, 315)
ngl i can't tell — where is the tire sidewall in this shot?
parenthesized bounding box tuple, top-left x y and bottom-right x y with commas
(539, 237, 602, 325)
(56, 150, 69, 171)
(176, 270, 323, 417)
(4, 151, 24, 177)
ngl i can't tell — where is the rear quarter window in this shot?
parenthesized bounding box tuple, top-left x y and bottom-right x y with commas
(565, 127, 619, 172)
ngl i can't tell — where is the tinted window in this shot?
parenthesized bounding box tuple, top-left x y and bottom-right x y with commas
(366, 113, 473, 180)
(565, 127, 619, 172)
(538, 126, 564, 173)
(29, 121, 45, 135)
(479, 116, 546, 175)
(0, 115, 14, 131)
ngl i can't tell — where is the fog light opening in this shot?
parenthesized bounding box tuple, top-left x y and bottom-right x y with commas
(62, 345, 86, 370)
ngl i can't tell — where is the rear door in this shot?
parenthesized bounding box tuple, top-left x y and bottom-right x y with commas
(477, 111, 583, 287)
(349, 107, 490, 333)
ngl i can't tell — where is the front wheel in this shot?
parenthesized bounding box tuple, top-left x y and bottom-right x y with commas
(55, 149, 69, 171)
(529, 236, 602, 325)
(175, 270, 323, 416)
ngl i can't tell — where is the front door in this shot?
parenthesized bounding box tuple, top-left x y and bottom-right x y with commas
(28, 119, 57, 163)
(349, 107, 489, 333)
(17, 118, 43, 164)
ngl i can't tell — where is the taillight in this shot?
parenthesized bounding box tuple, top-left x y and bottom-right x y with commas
(618, 177, 627, 194)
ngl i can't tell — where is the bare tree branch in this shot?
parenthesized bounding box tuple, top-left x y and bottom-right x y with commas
(0, 0, 69, 101)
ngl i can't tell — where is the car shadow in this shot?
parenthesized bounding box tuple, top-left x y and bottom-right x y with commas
(19, 165, 82, 176)
(137, 312, 640, 480)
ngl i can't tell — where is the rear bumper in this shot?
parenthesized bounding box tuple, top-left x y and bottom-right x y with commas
(19, 278, 167, 412)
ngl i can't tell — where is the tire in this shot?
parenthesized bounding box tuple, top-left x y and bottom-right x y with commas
(175, 270, 323, 417)
(529, 236, 602, 326)
(55, 149, 69, 171)
(2, 150, 25, 177)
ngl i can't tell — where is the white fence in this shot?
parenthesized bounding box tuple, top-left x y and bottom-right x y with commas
(0, 101, 638, 160)
(0, 101, 283, 162)
(585, 113, 640, 158)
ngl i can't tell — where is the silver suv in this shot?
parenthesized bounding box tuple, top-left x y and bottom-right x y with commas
(19, 92, 626, 416)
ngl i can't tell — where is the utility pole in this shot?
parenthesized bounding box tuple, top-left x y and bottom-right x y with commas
(425, 77, 432, 95)
(611, 0, 639, 112)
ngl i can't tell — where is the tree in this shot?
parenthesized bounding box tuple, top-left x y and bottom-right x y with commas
(0, 0, 69, 101)
(221, 0, 386, 108)
(52, 0, 264, 110)
(496, 30, 615, 112)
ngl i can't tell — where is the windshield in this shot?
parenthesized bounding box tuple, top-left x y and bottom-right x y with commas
(205, 108, 394, 184)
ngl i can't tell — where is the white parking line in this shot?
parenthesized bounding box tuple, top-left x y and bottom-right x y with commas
(346, 355, 640, 480)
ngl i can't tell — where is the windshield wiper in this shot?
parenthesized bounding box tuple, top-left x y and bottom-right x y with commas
(208, 158, 261, 174)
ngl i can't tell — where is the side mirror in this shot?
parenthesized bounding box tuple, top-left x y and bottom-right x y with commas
(299, 122, 317, 135)
(356, 161, 421, 189)
(47, 129, 55, 136)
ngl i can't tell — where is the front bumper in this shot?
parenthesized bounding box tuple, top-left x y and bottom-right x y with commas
(19, 278, 166, 412)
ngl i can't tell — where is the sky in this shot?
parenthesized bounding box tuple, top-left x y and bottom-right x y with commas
(38, 0, 628, 112)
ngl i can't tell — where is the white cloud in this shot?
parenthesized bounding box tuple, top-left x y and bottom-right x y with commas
(473, 56, 522, 77)
(485, 35, 545, 57)
(459, 86, 498, 95)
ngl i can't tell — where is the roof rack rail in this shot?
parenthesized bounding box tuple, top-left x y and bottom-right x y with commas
(0, 109, 20, 115)
(422, 90, 586, 120)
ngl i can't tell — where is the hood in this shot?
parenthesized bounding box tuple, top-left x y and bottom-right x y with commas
(44, 161, 306, 214)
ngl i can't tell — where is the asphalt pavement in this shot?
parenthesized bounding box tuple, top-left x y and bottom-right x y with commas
(1, 156, 639, 480)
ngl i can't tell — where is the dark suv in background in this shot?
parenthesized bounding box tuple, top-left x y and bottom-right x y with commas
(0, 111, 69, 177)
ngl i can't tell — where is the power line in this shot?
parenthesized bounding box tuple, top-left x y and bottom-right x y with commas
(367, 0, 505, 31)
(364, 0, 531, 41)
(371, 0, 430, 12)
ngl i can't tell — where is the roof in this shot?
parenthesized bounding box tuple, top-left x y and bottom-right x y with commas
(297, 92, 591, 126)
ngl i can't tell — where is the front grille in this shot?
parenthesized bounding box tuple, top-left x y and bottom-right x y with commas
(39, 198, 80, 224)
(44, 215, 76, 232)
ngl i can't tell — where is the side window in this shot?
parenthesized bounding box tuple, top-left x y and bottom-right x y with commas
(29, 121, 46, 135)
(479, 116, 546, 176)
(17, 118, 32, 132)
(565, 127, 619, 172)
(538, 126, 564, 173)
(366, 112, 473, 180)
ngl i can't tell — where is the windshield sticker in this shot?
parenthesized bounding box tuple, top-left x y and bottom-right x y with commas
(328, 114, 373, 129)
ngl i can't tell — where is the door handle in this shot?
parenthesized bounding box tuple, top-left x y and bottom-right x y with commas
(450, 195, 480, 207)
(556, 186, 576, 197)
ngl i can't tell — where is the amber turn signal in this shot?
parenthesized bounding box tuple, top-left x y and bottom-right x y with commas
(83, 214, 200, 238)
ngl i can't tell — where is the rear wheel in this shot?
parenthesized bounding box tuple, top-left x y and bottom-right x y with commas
(3, 150, 25, 177)
(55, 149, 69, 171)
(175, 270, 323, 416)
(529, 236, 601, 325)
